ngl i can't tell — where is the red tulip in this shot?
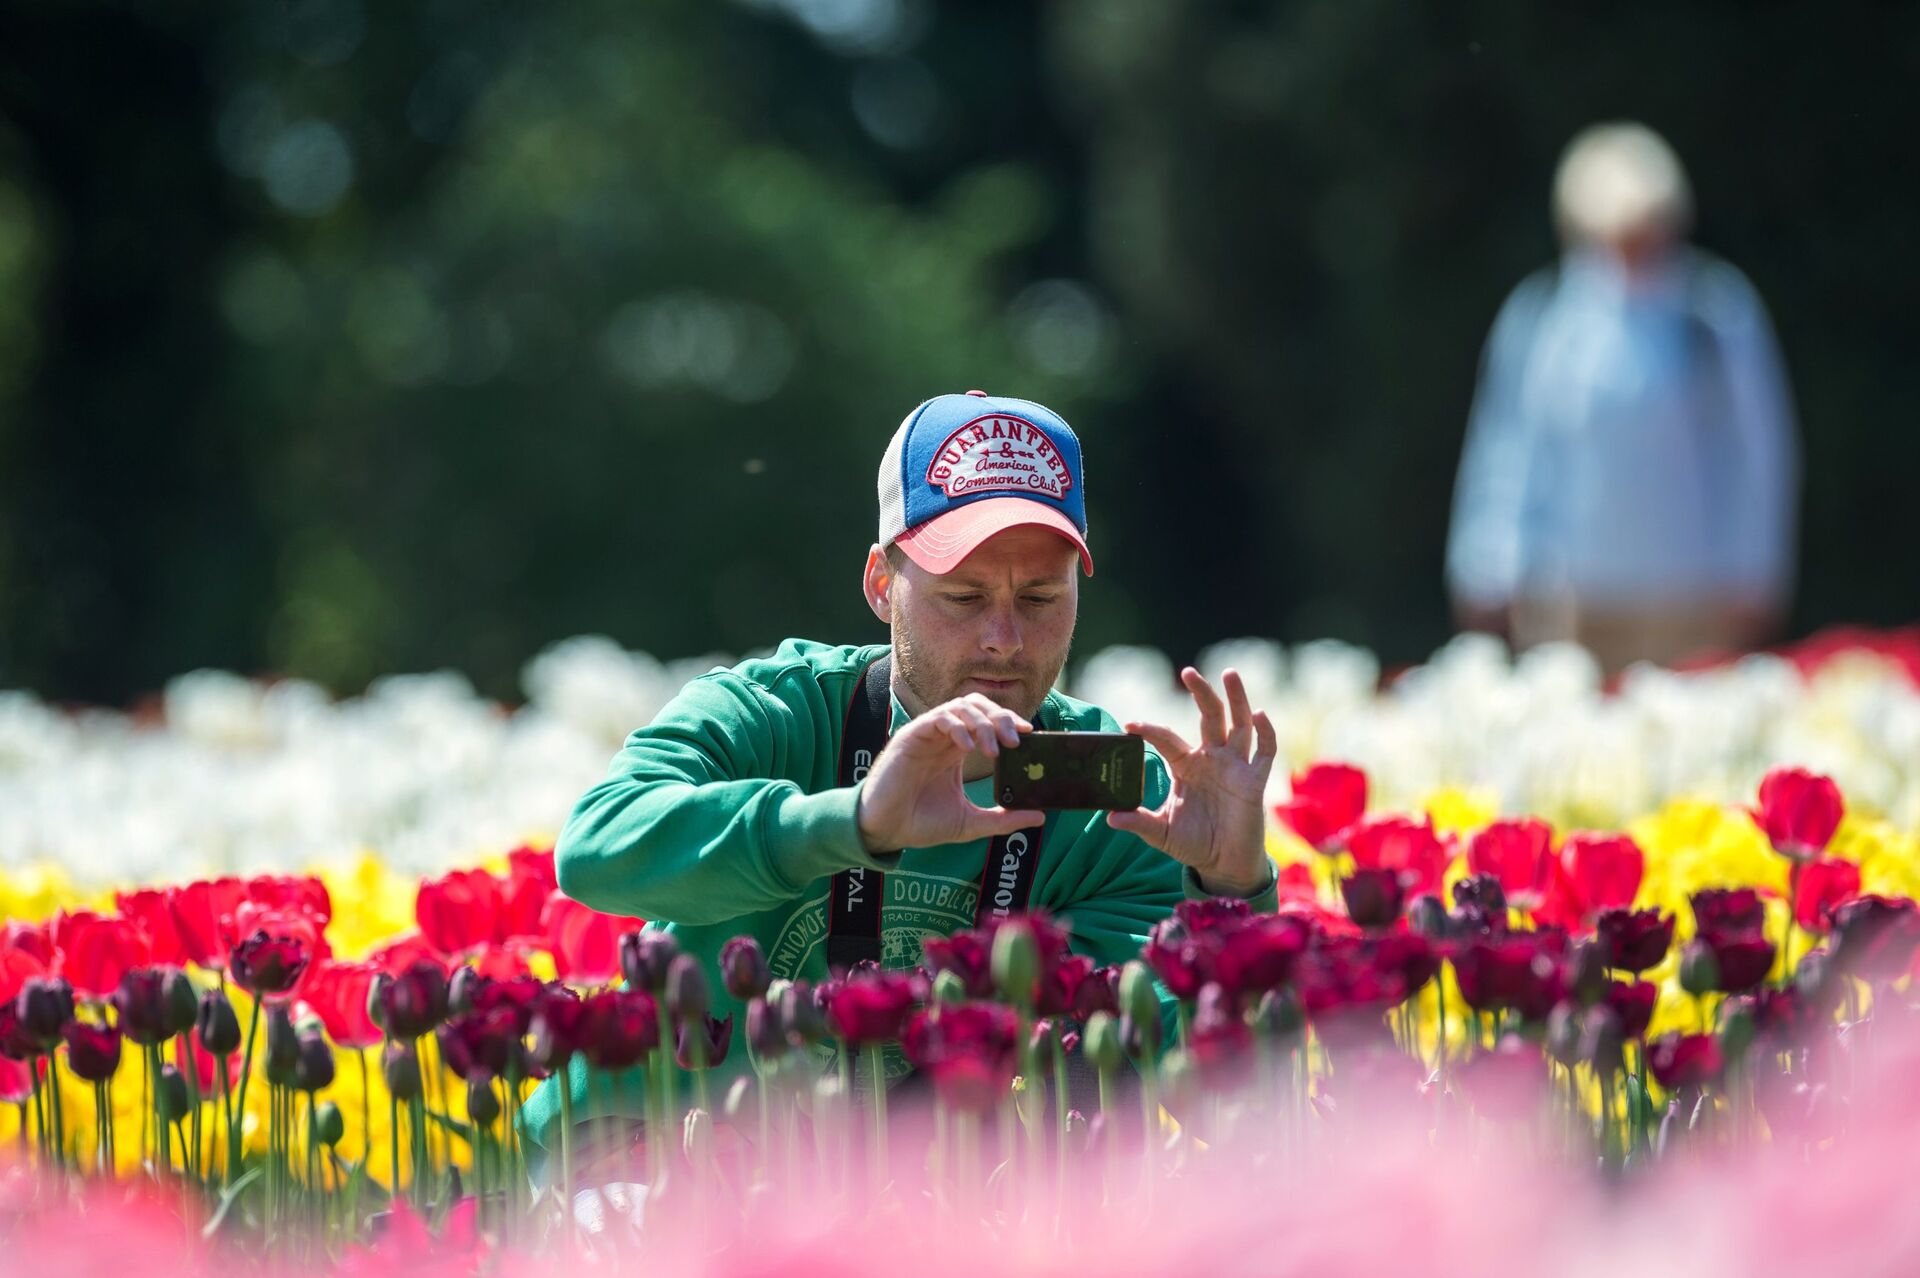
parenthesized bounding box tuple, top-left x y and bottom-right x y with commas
(1272, 762, 1368, 853)
(1535, 833, 1643, 931)
(365, 932, 446, 978)
(416, 868, 505, 958)
(244, 875, 332, 927)
(497, 847, 558, 944)
(0, 945, 49, 1006)
(114, 889, 188, 968)
(53, 911, 151, 1000)
(1452, 934, 1565, 1021)
(1754, 767, 1844, 860)
(1212, 915, 1311, 1000)
(0, 1053, 34, 1104)
(167, 878, 247, 969)
(1792, 858, 1861, 933)
(1466, 818, 1556, 911)
(1347, 815, 1451, 900)
(473, 942, 537, 982)
(2, 921, 56, 968)
(1646, 1032, 1723, 1090)
(541, 892, 643, 986)
(304, 959, 383, 1049)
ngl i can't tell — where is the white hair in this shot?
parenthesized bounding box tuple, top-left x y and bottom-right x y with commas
(1552, 122, 1693, 246)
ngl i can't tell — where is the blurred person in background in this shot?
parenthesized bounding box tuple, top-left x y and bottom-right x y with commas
(1445, 122, 1801, 673)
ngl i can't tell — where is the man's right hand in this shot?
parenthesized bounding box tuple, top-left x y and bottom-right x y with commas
(854, 693, 1045, 854)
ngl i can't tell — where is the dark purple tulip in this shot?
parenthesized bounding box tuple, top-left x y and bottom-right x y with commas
(1451, 873, 1508, 917)
(1690, 888, 1766, 937)
(62, 1021, 122, 1082)
(1452, 935, 1565, 1020)
(720, 937, 770, 1002)
(0, 1005, 36, 1059)
(471, 977, 545, 1036)
(665, 954, 710, 1024)
(377, 960, 450, 1038)
(467, 1077, 501, 1126)
(1704, 932, 1777, 993)
(527, 988, 588, 1074)
(16, 976, 75, 1049)
(383, 1039, 422, 1101)
(675, 1012, 733, 1071)
(1070, 964, 1121, 1020)
(1832, 895, 1920, 983)
(437, 1007, 521, 1081)
(294, 1031, 336, 1091)
(448, 965, 486, 1015)
(583, 989, 659, 1071)
(1647, 1032, 1724, 1090)
(1035, 953, 1095, 1018)
(265, 1005, 299, 1085)
(1604, 979, 1658, 1040)
(113, 968, 174, 1046)
(157, 1064, 192, 1122)
(1595, 909, 1674, 974)
(779, 981, 827, 1046)
(229, 931, 309, 998)
(196, 990, 241, 1056)
(1341, 868, 1405, 930)
(746, 997, 786, 1060)
(619, 931, 678, 993)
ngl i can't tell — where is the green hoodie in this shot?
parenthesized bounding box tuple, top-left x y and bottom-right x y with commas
(518, 637, 1278, 1167)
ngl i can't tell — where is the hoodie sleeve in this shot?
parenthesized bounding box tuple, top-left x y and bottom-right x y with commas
(553, 669, 897, 927)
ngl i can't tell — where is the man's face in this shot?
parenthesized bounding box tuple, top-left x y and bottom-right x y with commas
(876, 525, 1080, 721)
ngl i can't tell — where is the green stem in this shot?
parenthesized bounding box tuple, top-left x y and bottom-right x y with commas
(1050, 1031, 1068, 1233)
(388, 1085, 402, 1201)
(94, 1080, 109, 1176)
(864, 1042, 887, 1193)
(46, 1051, 66, 1172)
(356, 1049, 370, 1185)
(557, 1067, 576, 1250)
(232, 996, 262, 1174)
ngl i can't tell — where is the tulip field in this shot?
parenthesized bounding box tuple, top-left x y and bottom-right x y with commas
(4, 628, 1920, 1275)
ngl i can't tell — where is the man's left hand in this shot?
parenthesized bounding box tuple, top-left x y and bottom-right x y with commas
(1105, 667, 1278, 897)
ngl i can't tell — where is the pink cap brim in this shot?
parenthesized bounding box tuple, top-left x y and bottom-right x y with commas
(893, 497, 1094, 577)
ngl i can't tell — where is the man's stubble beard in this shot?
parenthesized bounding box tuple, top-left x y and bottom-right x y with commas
(890, 601, 1071, 723)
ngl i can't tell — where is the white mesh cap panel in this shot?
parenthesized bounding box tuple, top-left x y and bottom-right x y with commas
(876, 399, 928, 545)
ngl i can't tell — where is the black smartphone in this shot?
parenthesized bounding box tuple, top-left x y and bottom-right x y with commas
(994, 731, 1145, 811)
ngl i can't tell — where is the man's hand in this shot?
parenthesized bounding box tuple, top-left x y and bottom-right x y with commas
(1106, 668, 1278, 897)
(855, 693, 1045, 854)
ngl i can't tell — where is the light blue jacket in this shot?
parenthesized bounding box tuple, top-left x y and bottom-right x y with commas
(1446, 248, 1799, 612)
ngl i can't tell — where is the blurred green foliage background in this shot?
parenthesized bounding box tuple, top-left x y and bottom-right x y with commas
(2, 1, 1915, 704)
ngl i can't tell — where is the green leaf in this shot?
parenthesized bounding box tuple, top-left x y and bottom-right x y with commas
(423, 1108, 477, 1146)
(201, 1165, 265, 1239)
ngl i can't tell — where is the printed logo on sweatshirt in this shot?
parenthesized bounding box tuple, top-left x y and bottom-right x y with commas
(766, 872, 979, 980)
(924, 414, 1073, 501)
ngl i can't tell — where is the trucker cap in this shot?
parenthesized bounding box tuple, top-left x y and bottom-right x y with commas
(876, 390, 1093, 576)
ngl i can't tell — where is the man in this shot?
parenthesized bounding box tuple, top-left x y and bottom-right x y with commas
(1445, 122, 1800, 672)
(521, 389, 1279, 1183)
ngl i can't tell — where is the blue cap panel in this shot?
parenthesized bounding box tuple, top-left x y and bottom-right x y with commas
(894, 393, 1087, 535)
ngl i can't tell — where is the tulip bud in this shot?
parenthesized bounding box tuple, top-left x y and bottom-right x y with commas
(378, 961, 450, 1038)
(1159, 1046, 1198, 1118)
(448, 965, 484, 1015)
(1251, 988, 1305, 1042)
(17, 976, 75, 1048)
(265, 1005, 300, 1085)
(779, 981, 826, 1046)
(1340, 868, 1404, 930)
(1118, 960, 1159, 1028)
(1119, 1012, 1162, 1060)
(383, 1039, 422, 1102)
(162, 969, 199, 1037)
(1545, 1002, 1583, 1066)
(467, 1077, 501, 1126)
(1084, 1011, 1123, 1072)
(721, 937, 771, 1002)
(992, 921, 1039, 1007)
(930, 969, 967, 1010)
(1406, 895, 1452, 940)
(666, 954, 710, 1024)
(313, 1100, 345, 1148)
(684, 1107, 713, 1166)
(114, 969, 173, 1047)
(1580, 1005, 1624, 1075)
(157, 1063, 192, 1123)
(196, 990, 241, 1056)
(1719, 998, 1757, 1063)
(294, 1031, 336, 1092)
(620, 931, 679, 993)
(746, 997, 786, 1062)
(1566, 940, 1608, 1008)
(1678, 941, 1721, 996)
(724, 1074, 755, 1123)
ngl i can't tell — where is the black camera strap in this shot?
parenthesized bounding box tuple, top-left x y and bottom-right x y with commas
(827, 652, 1046, 970)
